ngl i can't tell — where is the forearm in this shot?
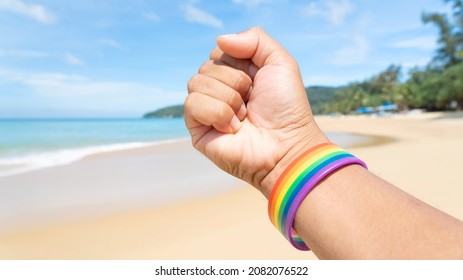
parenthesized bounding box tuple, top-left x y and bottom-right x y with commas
(187, 26, 463, 259)
(260, 124, 463, 259)
(275, 162, 463, 259)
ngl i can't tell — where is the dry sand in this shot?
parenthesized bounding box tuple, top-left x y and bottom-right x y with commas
(0, 113, 462, 259)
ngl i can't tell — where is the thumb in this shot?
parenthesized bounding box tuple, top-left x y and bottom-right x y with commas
(216, 26, 295, 69)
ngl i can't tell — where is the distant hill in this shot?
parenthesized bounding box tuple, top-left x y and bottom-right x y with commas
(305, 86, 339, 115)
(143, 105, 184, 118)
(143, 86, 338, 118)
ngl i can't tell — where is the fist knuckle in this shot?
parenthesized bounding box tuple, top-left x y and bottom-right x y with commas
(184, 94, 196, 113)
(183, 95, 192, 112)
(198, 60, 212, 74)
(187, 74, 201, 92)
(209, 47, 221, 60)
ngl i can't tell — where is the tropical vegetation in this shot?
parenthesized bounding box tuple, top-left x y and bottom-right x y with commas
(146, 0, 462, 118)
(316, 0, 463, 114)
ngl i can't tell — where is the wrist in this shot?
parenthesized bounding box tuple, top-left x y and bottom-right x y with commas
(259, 125, 329, 198)
(267, 142, 368, 250)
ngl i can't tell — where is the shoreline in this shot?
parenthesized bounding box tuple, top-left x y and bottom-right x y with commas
(1, 113, 463, 259)
(0, 138, 191, 178)
(0, 129, 378, 179)
(0, 140, 242, 234)
(0, 130, 384, 234)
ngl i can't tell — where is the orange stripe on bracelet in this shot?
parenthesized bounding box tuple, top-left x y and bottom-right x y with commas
(268, 143, 367, 250)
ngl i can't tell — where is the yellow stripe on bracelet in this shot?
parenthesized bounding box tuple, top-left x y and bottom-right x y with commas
(268, 143, 367, 250)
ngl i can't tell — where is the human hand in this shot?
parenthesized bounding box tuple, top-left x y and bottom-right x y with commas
(185, 27, 328, 197)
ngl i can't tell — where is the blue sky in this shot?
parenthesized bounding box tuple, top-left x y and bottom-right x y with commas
(0, 0, 451, 118)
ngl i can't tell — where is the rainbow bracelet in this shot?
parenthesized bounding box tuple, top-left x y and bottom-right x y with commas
(268, 143, 367, 250)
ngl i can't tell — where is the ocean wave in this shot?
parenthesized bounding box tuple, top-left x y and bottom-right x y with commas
(0, 139, 188, 178)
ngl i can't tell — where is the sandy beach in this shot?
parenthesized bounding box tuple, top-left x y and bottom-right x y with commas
(0, 113, 462, 259)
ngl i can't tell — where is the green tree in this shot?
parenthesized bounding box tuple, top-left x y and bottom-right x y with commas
(398, 64, 463, 111)
(369, 65, 401, 102)
(422, 0, 463, 68)
(326, 65, 401, 114)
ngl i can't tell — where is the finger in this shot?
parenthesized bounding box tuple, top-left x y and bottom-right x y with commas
(198, 60, 252, 97)
(184, 92, 242, 134)
(216, 26, 297, 69)
(187, 74, 247, 121)
(209, 47, 259, 80)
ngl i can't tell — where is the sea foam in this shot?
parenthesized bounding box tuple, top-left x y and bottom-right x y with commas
(0, 139, 186, 178)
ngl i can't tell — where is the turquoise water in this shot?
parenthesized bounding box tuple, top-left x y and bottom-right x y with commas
(0, 118, 188, 157)
(0, 118, 189, 177)
(0, 118, 368, 177)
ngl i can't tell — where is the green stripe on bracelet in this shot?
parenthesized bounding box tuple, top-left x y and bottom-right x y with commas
(268, 143, 367, 250)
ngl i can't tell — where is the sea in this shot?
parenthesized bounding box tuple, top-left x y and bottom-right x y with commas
(0, 118, 369, 178)
(0, 118, 189, 178)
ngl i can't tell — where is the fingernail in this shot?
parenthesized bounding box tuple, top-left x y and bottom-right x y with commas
(219, 33, 237, 39)
(230, 115, 241, 133)
(237, 103, 247, 120)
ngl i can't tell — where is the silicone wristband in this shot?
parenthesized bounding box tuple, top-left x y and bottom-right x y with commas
(268, 143, 367, 250)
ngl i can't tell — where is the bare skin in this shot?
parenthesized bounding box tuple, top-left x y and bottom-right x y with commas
(184, 26, 463, 259)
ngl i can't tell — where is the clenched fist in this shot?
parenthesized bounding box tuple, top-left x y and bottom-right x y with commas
(185, 27, 327, 197)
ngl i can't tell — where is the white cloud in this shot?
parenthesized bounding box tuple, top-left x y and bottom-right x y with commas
(0, 68, 185, 117)
(99, 38, 121, 48)
(232, 0, 275, 7)
(183, 4, 223, 28)
(0, 0, 55, 23)
(0, 50, 89, 65)
(390, 36, 436, 51)
(64, 53, 85, 66)
(143, 11, 161, 21)
(330, 35, 370, 65)
(304, 74, 364, 86)
(21, 72, 87, 88)
(304, 0, 353, 26)
(23, 73, 150, 97)
(0, 69, 182, 98)
(0, 49, 49, 58)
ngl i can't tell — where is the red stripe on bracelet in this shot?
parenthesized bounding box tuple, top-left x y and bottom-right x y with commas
(268, 143, 367, 250)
